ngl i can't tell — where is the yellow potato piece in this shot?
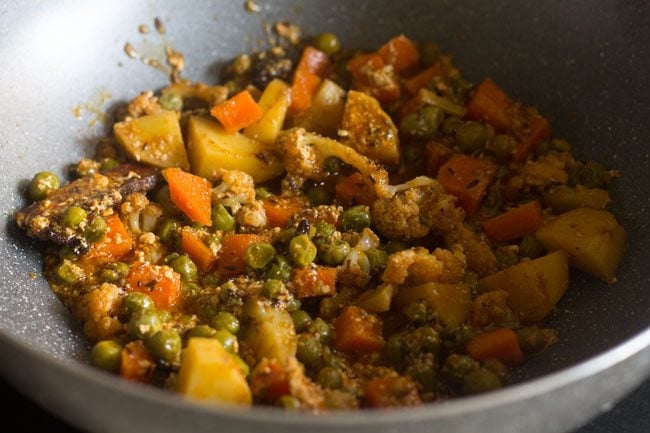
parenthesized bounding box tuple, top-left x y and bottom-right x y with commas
(479, 251, 569, 322)
(535, 208, 625, 283)
(243, 79, 291, 145)
(243, 298, 297, 364)
(542, 186, 611, 213)
(187, 115, 283, 182)
(114, 111, 189, 170)
(176, 338, 252, 405)
(394, 282, 471, 328)
(293, 79, 346, 137)
(357, 283, 394, 313)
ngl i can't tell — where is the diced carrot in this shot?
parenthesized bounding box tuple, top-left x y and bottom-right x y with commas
(482, 201, 544, 244)
(119, 340, 155, 383)
(84, 214, 132, 260)
(292, 266, 337, 299)
(334, 306, 385, 354)
(377, 34, 420, 74)
(210, 90, 263, 133)
(126, 261, 182, 309)
(512, 112, 551, 162)
(290, 46, 330, 113)
(403, 62, 446, 95)
(162, 167, 212, 226)
(250, 358, 290, 403)
(262, 198, 302, 228)
(217, 233, 266, 277)
(465, 78, 513, 132)
(347, 53, 401, 103)
(437, 154, 496, 216)
(181, 229, 216, 271)
(425, 141, 453, 177)
(466, 328, 523, 365)
(364, 375, 420, 408)
(334, 172, 376, 206)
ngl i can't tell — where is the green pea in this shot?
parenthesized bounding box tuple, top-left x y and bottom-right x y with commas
(55, 261, 81, 284)
(291, 309, 312, 333)
(285, 297, 302, 313)
(211, 204, 235, 232)
(255, 187, 272, 200)
(215, 329, 237, 353)
(519, 235, 545, 259)
(441, 116, 463, 136)
(146, 329, 182, 362)
(289, 234, 317, 266)
(99, 158, 119, 172)
(85, 216, 107, 243)
(516, 327, 558, 354)
(61, 206, 87, 228)
(262, 279, 285, 300)
(322, 352, 346, 370)
(245, 243, 276, 269)
(90, 340, 123, 372)
(384, 240, 407, 255)
(306, 185, 331, 206)
(578, 162, 608, 188)
(403, 300, 430, 325)
(385, 334, 405, 367)
(441, 354, 480, 385)
(449, 75, 473, 97)
(172, 255, 198, 282)
(128, 310, 162, 340)
(400, 113, 421, 137)
(188, 324, 218, 339)
(406, 355, 437, 392)
(28, 171, 60, 201)
(457, 121, 488, 153)
(324, 156, 343, 174)
(314, 32, 340, 56)
(100, 261, 130, 282)
(313, 222, 336, 239)
(400, 106, 443, 138)
(280, 395, 301, 410)
(483, 358, 508, 381)
(492, 134, 517, 161)
(156, 185, 181, 215)
(296, 334, 323, 368)
(415, 327, 441, 354)
(317, 367, 342, 389)
(308, 318, 331, 344)
(419, 41, 441, 66)
(365, 248, 388, 271)
(158, 92, 183, 111)
(164, 253, 181, 264)
(157, 309, 172, 324)
(122, 292, 154, 319)
(319, 240, 350, 266)
(341, 205, 371, 232)
(58, 246, 77, 261)
(266, 256, 292, 282)
(157, 219, 180, 243)
(463, 369, 502, 394)
(212, 311, 240, 335)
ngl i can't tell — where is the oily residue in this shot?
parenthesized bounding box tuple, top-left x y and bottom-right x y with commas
(71, 90, 113, 127)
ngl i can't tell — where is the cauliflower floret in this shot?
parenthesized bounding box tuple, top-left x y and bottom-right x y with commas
(133, 231, 165, 264)
(520, 153, 572, 189)
(470, 289, 517, 327)
(212, 169, 268, 228)
(127, 91, 162, 118)
(443, 224, 498, 277)
(337, 228, 380, 288)
(74, 282, 123, 341)
(372, 181, 464, 241)
(382, 246, 466, 286)
(120, 192, 163, 233)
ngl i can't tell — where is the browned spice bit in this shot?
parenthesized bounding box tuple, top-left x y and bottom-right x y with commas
(244, 0, 261, 13)
(124, 43, 140, 59)
(154, 17, 166, 34)
(28, 272, 38, 280)
(274, 22, 301, 46)
(166, 46, 185, 83)
(138, 24, 150, 34)
(143, 58, 161, 68)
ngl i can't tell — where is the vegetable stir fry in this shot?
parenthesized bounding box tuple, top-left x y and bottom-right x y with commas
(16, 32, 626, 411)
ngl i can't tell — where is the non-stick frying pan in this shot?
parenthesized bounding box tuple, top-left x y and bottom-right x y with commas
(0, 1, 648, 432)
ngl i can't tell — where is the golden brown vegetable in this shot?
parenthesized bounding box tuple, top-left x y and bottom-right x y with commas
(293, 79, 346, 137)
(542, 186, 611, 213)
(394, 282, 471, 328)
(242, 297, 297, 364)
(114, 111, 189, 170)
(535, 208, 625, 283)
(479, 250, 569, 322)
(243, 79, 291, 145)
(357, 283, 394, 313)
(176, 338, 252, 405)
(341, 90, 400, 165)
(187, 115, 283, 183)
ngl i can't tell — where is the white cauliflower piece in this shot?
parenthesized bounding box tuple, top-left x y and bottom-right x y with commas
(212, 169, 267, 228)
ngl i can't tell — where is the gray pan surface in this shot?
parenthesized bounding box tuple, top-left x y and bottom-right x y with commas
(0, 1, 648, 432)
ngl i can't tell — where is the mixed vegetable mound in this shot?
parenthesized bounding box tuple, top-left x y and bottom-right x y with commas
(16, 32, 626, 411)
